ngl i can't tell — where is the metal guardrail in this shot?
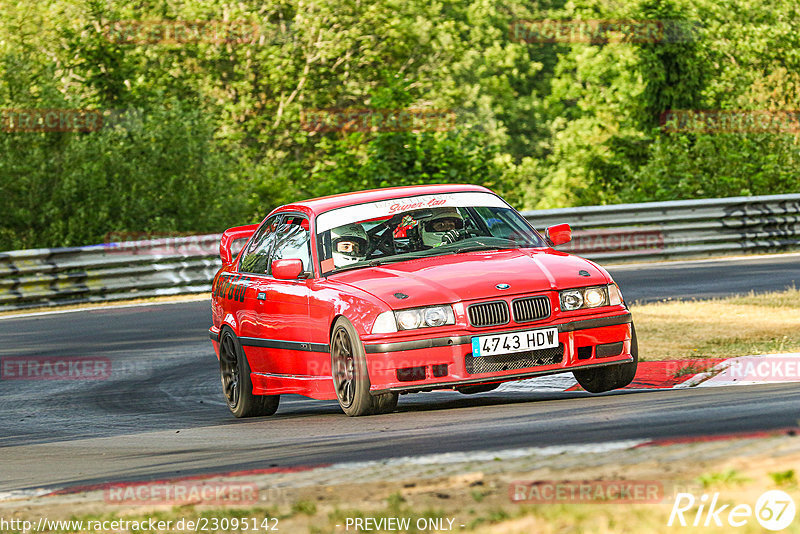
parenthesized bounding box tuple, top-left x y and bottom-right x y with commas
(1, 194, 798, 311)
(522, 193, 800, 262)
(0, 236, 222, 312)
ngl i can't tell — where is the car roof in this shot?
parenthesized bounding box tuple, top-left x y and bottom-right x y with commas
(278, 184, 494, 215)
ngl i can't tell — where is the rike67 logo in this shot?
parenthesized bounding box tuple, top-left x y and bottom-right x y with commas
(668, 490, 796, 531)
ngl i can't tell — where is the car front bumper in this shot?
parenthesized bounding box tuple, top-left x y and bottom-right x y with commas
(362, 312, 634, 393)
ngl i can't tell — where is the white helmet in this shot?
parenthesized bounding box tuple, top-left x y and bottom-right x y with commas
(330, 223, 369, 267)
(420, 207, 464, 247)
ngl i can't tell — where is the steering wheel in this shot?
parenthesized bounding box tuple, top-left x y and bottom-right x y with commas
(364, 215, 402, 260)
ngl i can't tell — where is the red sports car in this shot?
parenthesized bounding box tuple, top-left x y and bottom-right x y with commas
(209, 184, 637, 417)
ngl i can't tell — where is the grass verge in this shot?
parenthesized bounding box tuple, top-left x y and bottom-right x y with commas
(632, 287, 800, 360)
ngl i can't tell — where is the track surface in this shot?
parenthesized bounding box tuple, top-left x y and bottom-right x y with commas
(0, 254, 798, 493)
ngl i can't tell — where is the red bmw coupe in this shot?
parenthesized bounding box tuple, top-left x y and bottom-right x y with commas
(209, 184, 637, 417)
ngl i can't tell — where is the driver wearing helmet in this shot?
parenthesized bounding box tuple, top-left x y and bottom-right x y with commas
(330, 223, 369, 267)
(420, 207, 465, 247)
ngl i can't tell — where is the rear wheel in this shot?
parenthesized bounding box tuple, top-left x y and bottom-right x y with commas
(331, 317, 397, 416)
(219, 328, 280, 418)
(573, 324, 638, 393)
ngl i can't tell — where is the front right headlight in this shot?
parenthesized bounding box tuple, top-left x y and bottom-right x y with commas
(559, 285, 613, 311)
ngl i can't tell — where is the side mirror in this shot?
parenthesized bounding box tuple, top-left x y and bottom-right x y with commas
(220, 224, 259, 265)
(272, 259, 304, 280)
(545, 223, 572, 246)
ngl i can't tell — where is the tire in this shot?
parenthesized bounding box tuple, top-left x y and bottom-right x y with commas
(371, 392, 399, 414)
(457, 383, 501, 395)
(331, 317, 381, 416)
(573, 323, 639, 393)
(219, 327, 280, 418)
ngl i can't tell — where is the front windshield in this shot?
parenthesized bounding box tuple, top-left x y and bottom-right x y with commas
(316, 193, 545, 274)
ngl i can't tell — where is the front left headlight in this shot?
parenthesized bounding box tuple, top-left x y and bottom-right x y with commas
(395, 305, 455, 331)
(370, 305, 457, 334)
(560, 285, 613, 311)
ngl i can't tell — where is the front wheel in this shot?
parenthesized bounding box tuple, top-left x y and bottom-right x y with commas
(219, 328, 280, 418)
(573, 324, 639, 393)
(331, 317, 397, 416)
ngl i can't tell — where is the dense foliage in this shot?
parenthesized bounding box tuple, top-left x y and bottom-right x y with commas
(1, 0, 798, 249)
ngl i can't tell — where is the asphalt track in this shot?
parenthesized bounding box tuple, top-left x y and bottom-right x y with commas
(0, 254, 798, 493)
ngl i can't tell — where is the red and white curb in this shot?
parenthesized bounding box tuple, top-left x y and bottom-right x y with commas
(498, 353, 800, 392)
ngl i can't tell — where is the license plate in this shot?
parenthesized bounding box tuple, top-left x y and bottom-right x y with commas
(471, 327, 559, 357)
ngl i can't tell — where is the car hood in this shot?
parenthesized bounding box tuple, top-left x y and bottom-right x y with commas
(329, 249, 610, 308)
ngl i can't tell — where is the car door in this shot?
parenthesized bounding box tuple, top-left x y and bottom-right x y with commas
(259, 214, 316, 377)
(236, 214, 281, 374)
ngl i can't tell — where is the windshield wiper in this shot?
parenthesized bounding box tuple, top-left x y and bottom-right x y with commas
(327, 243, 514, 274)
(367, 254, 426, 266)
(369, 243, 511, 264)
(451, 243, 509, 254)
(325, 263, 370, 275)
(326, 254, 424, 274)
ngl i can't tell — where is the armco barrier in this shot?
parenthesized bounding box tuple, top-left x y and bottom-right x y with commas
(0, 235, 223, 312)
(522, 193, 800, 262)
(1, 194, 799, 311)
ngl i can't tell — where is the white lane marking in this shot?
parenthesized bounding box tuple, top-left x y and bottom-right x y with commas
(0, 296, 209, 320)
(0, 489, 52, 501)
(327, 439, 647, 471)
(498, 374, 578, 392)
(607, 251, 800, 270)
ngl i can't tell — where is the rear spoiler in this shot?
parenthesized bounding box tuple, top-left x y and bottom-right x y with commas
(219, 224, 259, 265)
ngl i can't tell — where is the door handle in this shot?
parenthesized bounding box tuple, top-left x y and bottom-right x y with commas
(257, 292, 266, 301)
